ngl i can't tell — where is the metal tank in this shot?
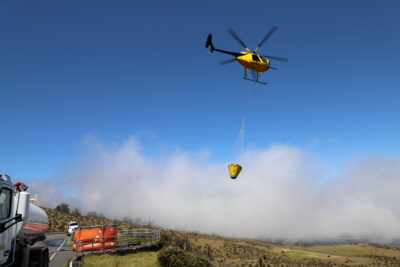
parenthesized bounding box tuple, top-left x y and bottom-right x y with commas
(21, 203, 49, 237)
(13, 191, 48, 238)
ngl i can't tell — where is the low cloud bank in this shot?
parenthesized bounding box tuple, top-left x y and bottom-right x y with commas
(32, 136, 400, 243)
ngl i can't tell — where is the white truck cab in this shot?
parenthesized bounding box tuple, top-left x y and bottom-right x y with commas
(0, 174, 49, 267)
(67, 221, 80, 236)
(0, 175, 16, 265)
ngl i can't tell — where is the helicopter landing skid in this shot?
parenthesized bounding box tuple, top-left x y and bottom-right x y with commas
(243, 77, 268, 85)
(243, 68, 268, 85)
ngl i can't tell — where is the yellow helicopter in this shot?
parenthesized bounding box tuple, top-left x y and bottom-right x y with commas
(205, 26, 288, 84)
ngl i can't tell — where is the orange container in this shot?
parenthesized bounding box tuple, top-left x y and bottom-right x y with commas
(74, 228, 104, 243)
(73, 226, 118, 252)
(103, 227, 117, 242)
(104, 242, 118, 249)
(73, 243, 104, 252)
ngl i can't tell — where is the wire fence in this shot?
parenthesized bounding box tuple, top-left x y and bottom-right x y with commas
(73, 226, 161, 257)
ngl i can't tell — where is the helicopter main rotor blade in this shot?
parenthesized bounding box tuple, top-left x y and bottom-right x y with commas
(254, 26, 278, 52)
(263, 54, 289, 62)
(219, 58, 237, 65)
(227, 28, 251, 52)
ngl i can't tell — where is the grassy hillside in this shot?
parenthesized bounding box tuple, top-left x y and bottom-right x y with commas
(158, 231, 400, 266)
(82, 230, 400, 267)
(83, 252, 160, 267)
(42, 207, 138, 232)
(44, 207, 400, 266)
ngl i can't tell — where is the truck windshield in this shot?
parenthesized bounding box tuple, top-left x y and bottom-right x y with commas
(0, 188, 12, 219)
(70, 223, 78, 226)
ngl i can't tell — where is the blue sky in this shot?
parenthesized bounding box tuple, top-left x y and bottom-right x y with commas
(1, 0, 399, 179)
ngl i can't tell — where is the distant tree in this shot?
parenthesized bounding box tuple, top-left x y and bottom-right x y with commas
(55, 203, 70, 213)
(123, 216, 133, 223)
(97, 213, 105, 219)
(86, 211, 97, 217)
(72, 208, 81, 216)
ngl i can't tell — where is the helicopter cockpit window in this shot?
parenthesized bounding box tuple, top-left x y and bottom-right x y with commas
(252, 55, 260, 62)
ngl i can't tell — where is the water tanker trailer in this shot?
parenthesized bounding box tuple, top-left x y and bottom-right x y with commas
(0, 174, 49, 267)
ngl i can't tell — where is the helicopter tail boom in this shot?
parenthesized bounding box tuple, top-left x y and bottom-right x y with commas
(205, 33, 242, 57)
(205, 34, 215, 54)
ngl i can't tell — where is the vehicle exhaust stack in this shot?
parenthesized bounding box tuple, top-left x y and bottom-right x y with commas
(18, 191, 30, 220)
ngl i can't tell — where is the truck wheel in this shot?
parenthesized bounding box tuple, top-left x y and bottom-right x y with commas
(42, 247, 49, 267)
(29, 247, 49, 267)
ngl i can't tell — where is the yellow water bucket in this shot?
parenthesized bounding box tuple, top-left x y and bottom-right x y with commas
(228, 164, 242, 179)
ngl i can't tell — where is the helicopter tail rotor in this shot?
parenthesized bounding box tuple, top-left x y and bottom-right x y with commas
(205, 34, 215, 54)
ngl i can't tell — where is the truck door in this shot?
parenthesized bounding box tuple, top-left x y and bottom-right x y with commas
(0, 186, 13, 265)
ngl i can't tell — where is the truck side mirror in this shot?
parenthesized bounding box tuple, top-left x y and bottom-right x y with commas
(0, 214, 23, 233)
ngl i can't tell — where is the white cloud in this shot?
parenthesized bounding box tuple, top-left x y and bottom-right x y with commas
(30, 136, 400, 243)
